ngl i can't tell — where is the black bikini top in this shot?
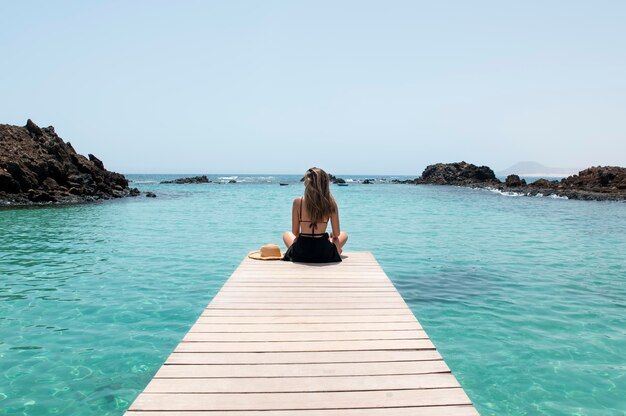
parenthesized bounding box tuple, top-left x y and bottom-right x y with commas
(299, 196, 328, 236)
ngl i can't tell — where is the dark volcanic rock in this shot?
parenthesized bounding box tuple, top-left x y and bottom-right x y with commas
(228, 179, 237, 184)
(333, 177, 346, 184)
(504, 175, 526, 188)
(1, 120, 135, 206)
(418, 162, 500, 185)
(25, 119, 43, 138)
(146, 192, 157, 198)
(561, 166, 626, 191)
(505, 174, 527, 187)
(394, 161, 626, 201)
(529, 178, 558, 188)
(161, 175, 210, 184)
(494, 166, 626, 201)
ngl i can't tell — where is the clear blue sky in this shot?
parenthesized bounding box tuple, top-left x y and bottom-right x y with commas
(1, 1, 625, 174)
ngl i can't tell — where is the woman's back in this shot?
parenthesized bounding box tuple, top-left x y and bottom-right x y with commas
(298, 196, 329, 236)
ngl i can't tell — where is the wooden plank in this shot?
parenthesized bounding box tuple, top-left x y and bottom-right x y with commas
(196, 315, 418, 324)
(175, 339, 435, 353)
(236, 271, 387, 274)
(230, 271, 390, 275)
(227, 282, 395, 286)
(214, 290, 402, 296)
(166, 350, 444, 364)
(189, 322, 422, 332)
(143, 373, 460, 393)
(183, 330, 428, 342)
(223, 283, 395, 288)
(209, 301, 405, 307)
(155, 360, 451, 378)
(211, 297, 404, 303)
(201, 309, 415, 316)
(216, 287, 398, 292)
(208, 302, 406, 307)
(128, 388, 472, 411)
(213, 295, 404, 301)
(232, 270, 388, 273)
(126, 406, 480, 416)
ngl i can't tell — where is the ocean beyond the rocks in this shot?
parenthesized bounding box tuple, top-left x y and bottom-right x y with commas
(1, 174, 625, 415)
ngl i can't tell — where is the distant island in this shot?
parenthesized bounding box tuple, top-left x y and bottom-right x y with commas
(497, 161, 582, 178)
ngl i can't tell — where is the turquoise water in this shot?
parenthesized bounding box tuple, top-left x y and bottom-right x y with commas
(1, 175, 625, 415)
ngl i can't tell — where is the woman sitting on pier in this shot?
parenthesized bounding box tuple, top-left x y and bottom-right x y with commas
(283, 167, 348, 263)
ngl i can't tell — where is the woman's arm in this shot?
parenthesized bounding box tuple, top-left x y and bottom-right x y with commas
(292, 197, 300, 237)
(330, 205, 340, 240)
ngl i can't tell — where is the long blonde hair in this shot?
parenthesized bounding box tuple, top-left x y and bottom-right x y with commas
(303, 167, 337, 230)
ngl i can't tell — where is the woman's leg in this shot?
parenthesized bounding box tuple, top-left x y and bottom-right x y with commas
(331, 232, 348, 254)
(283, 231, 296, 248)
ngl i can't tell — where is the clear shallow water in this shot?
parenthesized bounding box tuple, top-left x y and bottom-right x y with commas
(1, 175, 625, 415)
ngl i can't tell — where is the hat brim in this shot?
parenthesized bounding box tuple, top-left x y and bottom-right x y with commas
(248, 251, 284, 261)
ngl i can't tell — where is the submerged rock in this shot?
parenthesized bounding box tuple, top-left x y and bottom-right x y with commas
(0, 120, 136, 206)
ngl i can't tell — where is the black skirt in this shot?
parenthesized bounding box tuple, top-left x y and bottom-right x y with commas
(283, 233, 342, 263)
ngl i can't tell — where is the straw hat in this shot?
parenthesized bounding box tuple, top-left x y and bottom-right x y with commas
(248, 244, 284, 260)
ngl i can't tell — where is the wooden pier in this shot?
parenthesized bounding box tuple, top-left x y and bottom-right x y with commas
(125, 251, 478, 415)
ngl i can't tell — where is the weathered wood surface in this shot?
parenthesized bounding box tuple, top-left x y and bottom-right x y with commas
(125, 251, 478, 415)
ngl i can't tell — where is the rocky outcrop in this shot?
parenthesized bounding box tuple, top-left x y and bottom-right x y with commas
(505, 174, 527, 187)
(160, 175, 210, 184)
(484, 167, 626, 200)
(561, 166, 626, 190)
(417, 162, 500, 185)
(394, 162, 626, 201)
(0, 120, 138, 205)
(497, 166, 626, 200)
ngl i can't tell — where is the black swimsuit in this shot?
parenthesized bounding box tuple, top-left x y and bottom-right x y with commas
(283, 197, 342, 263)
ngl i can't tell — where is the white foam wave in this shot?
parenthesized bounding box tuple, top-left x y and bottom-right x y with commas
(548, 194, 569, 200)
(131, 180, 158, 184)
(486, 187, 568, 200)
(486, 187, 524, 197)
